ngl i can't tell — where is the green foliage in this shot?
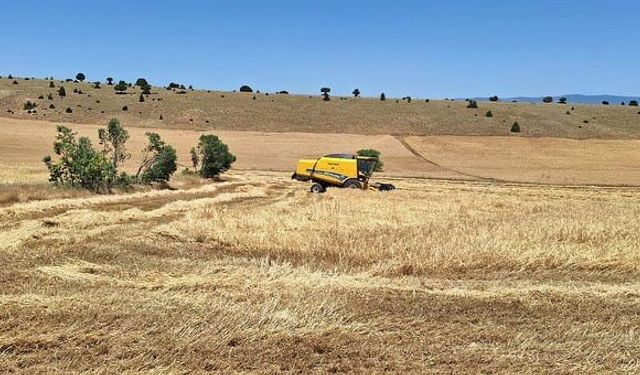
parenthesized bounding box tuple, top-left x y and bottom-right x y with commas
(23, 101, 37, 111)
(190, 135, 236, 178)
(320, 87, 331, 94)
(135, 78, 148, 87)
(93, 81, 101, 89)
(136, 133, 177, 183)
(139, 94, 145, 102)
(489, 95, 499, 102)
(602, 101, 609, 105)
(58, 86, 66, 97)
(49, 81, 55, 88)
(114, 80, 128, 93)
(380, 93, 386, 101)
(629, 100, 639, 107)
(98, 118, 130, 169)
(65, 107, 73, 113)
(511, 122, 521, 133)
(141, 84, 151, 94)
(106, 77, 113, 85)
(75, 73, 86, 82)
(239, 85, 253, 93)
(356, 149, 384, 172)
(558, 97, 567, 104)
(352, 88, 360, 97)
(485, 110, 493, 117)
(43, 126, 116, 192)
(542, 96, 553, 103)
(466, 100, 478, 109)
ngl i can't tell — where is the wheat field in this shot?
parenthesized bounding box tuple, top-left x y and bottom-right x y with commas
(1, 171, 639, 373)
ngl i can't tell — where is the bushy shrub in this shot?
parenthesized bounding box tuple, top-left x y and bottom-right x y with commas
(122, 106, 128, 111)
(114, 80, 128, 93)
(23, 101, 37, 111)
(38, 95, 44, 99)
(168, 82, 180, 88)
(629, 100, 639, 107)
(136, 133, 177, 183)
(141, 84, 151, 94)
(352, 88, 360, 97)
(467, 100, 478, 109)
(93, 81, 101, 89)
(356, 149, 384, 172)
(65, 107, 73, 113)
(602, 101, 609, 105)
(558, 97, 567, 104)
(489, 95, 499, 102)
(542, 96, 553, 103)
(57, 86, 66, 97)
(43, 126, 116, 192)
(49, 104, 55, 109)
(12, 80, 18, 85)
(73, 88, 78, 93)
(106, 77, 114, 85)
(511, 122, 521, 132)
(485, 110, 493, 117)
(75, 73, 86, 82)
(139, 94, 145, 102)
(190, 134, 236, 178)
(135, 78, 148, 87)
(322, 93, 330, 101)
(239, 85, 253, 93)
(49, 81, 55, 88)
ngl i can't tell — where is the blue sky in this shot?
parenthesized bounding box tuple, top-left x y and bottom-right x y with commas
(1, 1, 638, 98)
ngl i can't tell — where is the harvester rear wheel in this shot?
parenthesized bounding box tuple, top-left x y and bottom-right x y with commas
(310, 182, 325, 193)
(343, 180, 363, 189)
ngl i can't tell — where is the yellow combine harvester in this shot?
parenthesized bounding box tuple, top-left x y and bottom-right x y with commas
(292, 154, 379, 193)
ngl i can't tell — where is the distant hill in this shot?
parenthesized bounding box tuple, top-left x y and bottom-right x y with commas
(475, 94, 639, 105)
(1, 77, 640, 139)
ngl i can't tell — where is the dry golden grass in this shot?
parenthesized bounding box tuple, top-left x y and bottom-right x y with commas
(2, 77, 640, 138)
(1, 172, 639, 373)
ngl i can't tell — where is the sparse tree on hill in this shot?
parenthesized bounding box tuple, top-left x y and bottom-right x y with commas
(93, 81, 101, 89)
(135, 78, 148, 88)
(542, 96, 553, 103)
(106, 77, 114, 85)
(321, 87, 331, 94)
(602, 101, 609, 105)
(239, 85, 253, 93)
(139, 94, 145, 102)
(467, 100, 478, 109)
(141, 84, 151, 94)
(558, 97, 567, 104)
(49, 81, 55, 88)
(485, 110, 493, 117)
(58, 86, 66, 97)
(75, 73, 86, 82)
(47, 93, 53, 100)
(380, 93, 386, 101)
(114, 80, 128, 94)
(511, 122, 521, 133)
(352, 88, 361, 97)
(629, 100, 639, 107)
(190, 134, 236, 178)
(489, 95, 499, 102)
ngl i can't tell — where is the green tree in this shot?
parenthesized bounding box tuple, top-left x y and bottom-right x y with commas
(114, 80, 128, 94)
(190, 134, 236, 178)
(141, 84, 151, 94)
(49, 81, 55, 88)
(380, 93, 386, 101)
(135, 78, 148, 87)
(43, 126, 116, 192)
(136, 133, 177, 183)
(139, 93, 145, 102)
(511, 122, 521, 133)
(629, 100, 639, 107)
(542, 96, 553, 103)
(75, 72, 86, 82)
(352, 88, 361, 97)
(558, 97, 567, 104)
(106, 77, 114, 85)
(356, 149, 384, 172)
(98, 118, 130, 170)
(58, 86, 66, 97)
(239, 85, 253, 92)
(489, 95, 499, 102)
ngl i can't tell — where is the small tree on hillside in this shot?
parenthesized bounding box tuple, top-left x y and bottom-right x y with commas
(49, 81, 55, 88)
(352, 88, 361, 97)
(75, 73, 86, 82)
(141, 84, 151, 94)
(511, 122, 521, 133)
(114, 80, 128, 94)
(93, 81, 101, 89)
(629, 100, 639, 107)
(489, 95, 499, 102)
(542, 96, 553, 103)
(139, 93, 145, 102)
(106, 77, 114, 85)
(602, 101, 610, 105)
(135, 78, 148, 87)
(466, 100, 478, 109)
(558, 97, 567, 104)
(380, 93, 386, 101)
(357, 149, 384, 172)
(239, 85, 253, 93)
(98, 118, 130, 170)
(190, 135, 236, 178)
(58, 86, 66, 97)
(135, 133, 177, 183)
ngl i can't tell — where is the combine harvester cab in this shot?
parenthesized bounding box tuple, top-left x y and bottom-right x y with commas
(292, 154, 379, 193)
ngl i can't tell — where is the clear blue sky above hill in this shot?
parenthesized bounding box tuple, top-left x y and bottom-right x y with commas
(1, 0, 638, 98)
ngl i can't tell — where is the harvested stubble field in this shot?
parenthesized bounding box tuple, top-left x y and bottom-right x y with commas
(1, 171, 640, 373)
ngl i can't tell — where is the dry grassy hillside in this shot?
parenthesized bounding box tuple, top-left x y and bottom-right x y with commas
(2, 77, 640, 138)
(1, 173, 639, 373)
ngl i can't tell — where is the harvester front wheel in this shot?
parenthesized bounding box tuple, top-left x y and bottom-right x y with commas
(343, 180, 363, 189)
(310, 182, 325, 194)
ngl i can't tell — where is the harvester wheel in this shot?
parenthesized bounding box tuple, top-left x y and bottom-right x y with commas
(310, 182, 325, 194)
(343, 180, 363, 189)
